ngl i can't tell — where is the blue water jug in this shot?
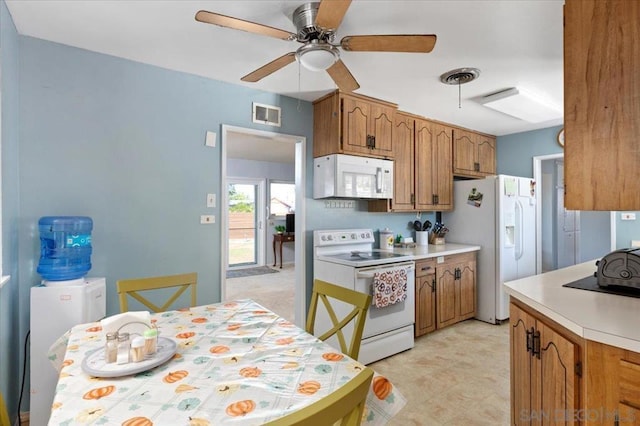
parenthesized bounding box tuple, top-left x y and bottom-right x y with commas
(37, 216, 93, 281)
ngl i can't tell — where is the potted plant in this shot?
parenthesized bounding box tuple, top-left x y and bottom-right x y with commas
(275, 225, 286, 234)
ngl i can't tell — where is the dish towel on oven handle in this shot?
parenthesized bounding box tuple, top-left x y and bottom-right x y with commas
(372, 267, 408, 308)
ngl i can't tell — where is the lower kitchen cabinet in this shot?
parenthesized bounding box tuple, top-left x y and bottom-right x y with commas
(415, 258, 436, 336)
(415, 252, 476, 337)
(510, 301, 581, 425)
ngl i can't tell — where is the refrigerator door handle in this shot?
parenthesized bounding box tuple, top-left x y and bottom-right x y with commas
(515, 199, 524, 260)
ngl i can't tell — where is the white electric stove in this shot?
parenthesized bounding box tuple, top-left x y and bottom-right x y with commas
(313, 229, 415, 364)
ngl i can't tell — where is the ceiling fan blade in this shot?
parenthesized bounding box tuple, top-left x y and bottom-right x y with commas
(326, 60, 360, 92)
(195, 10, 295, 41)
(241, 52, 297, 83)
(315, 0, 352, 30)
(341, 35, 437, 53)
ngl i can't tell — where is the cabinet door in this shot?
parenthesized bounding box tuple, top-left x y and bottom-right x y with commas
(510, 303, 536, 426)
(457, 261, 476, 320)
(453, 129, 477, 176)
(564, 0, 640, 210)
(476, 135, 496, 176)
(341, 96, 371, 155)
(436, 265, 457, 328)
(370, 103, 394, 157)
(535, 321, 579, 426)
(415, 119, 435, 210)
(415, 274, 436, 336)
(390, 114, 415, 211)
(432, 123, 453, 210)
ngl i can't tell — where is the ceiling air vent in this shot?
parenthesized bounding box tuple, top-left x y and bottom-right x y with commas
(252, 103, 281, 127)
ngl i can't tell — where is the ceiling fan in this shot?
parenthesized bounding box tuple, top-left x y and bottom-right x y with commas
(195, 0, 437, 92)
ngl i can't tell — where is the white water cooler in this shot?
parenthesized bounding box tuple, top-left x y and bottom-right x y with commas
(30, 277, 106, 425)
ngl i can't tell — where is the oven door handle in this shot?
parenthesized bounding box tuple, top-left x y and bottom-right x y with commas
(356, 264, 415, 279)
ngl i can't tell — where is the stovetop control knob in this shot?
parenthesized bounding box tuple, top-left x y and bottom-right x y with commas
(351, 233, 357, 240)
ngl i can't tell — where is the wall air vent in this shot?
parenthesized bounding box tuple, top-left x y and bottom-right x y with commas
(252, 103, 281, 127)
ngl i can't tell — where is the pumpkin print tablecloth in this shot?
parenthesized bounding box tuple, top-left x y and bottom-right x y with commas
(48, 300, 406, 425)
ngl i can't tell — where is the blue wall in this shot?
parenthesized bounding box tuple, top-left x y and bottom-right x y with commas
(1, 0, 21, 421)
(497, 125, 563, 178)
(2, 25, 426, 414)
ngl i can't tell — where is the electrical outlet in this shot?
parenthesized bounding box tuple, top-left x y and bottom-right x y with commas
(200, 215, 215, 224)
(207, 193, 216, 208)
(621, 212, 636, 221)
(205, 131, 216, 147)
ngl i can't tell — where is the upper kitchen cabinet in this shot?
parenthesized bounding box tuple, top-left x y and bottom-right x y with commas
(564, 0, 640, 210)
(369, 114, 452, 212)
(452, 128, 496, 178)
(313, 91, 396, 159)
(416, 119, 453, 210)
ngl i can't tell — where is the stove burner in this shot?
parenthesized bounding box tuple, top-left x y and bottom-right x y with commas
(350, 251, 370, 259)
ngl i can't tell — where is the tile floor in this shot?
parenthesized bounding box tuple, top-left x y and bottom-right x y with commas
(225, 264, 511, 425)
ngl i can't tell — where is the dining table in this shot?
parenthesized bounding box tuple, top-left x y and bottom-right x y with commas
(47, 299, 406, 425)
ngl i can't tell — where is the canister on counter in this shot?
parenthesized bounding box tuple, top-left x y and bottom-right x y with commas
(379, 228, 394, 251)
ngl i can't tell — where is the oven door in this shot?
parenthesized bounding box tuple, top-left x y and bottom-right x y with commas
(354, 261, 415, 338)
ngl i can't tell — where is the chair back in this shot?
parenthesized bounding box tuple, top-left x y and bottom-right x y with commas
(306, 279, 372, 360)
(0, 392, 10, 426)
(117, 272, 197, 313)
(264, 366, 373, 426)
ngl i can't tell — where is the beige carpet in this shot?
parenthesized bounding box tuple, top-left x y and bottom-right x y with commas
(225, 265, 510, 424)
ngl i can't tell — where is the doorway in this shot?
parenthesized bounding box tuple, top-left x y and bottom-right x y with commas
(227, 178, 265, 268)
(534, 153, 615, 273)
(220, 125, 307, 327)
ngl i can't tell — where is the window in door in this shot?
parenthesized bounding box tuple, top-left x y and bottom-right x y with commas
(227, 179, 265, 267)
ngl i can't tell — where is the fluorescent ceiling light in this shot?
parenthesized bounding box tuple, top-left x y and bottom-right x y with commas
(480, 87, 562, 123)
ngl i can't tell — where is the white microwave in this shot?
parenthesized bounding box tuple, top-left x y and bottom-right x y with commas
(313, 154, 394, 199)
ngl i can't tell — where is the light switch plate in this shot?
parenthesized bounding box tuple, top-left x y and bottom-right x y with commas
(205, 131, 216, 147)
(200, 215, 215, 224)
(207, 193, 216, 208)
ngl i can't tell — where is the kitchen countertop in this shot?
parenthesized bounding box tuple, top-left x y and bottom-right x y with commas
(392, 243, 480, 260)
(504, 261, 640, 353)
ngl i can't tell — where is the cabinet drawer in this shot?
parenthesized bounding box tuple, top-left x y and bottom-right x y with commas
(620, 359, 640, 407)
(415, 259, 436, 277)
(435, 251, 476, 265)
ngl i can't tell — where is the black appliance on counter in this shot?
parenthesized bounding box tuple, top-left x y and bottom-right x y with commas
(596, 248, 640, 289)
(563, 248, 640, 298)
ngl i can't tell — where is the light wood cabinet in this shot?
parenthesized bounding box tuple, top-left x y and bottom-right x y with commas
(452, 128, 496, 178)
(313, 90, 396, 159)
(564, 0, 640, 210)
(510, 301, 581, 425)
(369, 114, 453, 212)
(414, 258, 436, 337)
(415, 252, 476, 337)
(436, 252, 475, 328)
(584, 340, 640, 425)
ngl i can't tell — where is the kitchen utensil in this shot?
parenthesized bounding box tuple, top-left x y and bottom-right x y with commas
(422, 220, 432, 231)
(413, 220, 422, 231)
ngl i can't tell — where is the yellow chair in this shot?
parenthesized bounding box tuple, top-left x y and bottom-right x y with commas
(264, 366, 374, 426)
(306, 279, 372, 360)
(0, 392, 10, 426)
(117, 272, 197, 313)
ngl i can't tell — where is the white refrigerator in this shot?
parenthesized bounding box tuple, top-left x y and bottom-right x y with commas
(443, 175, 536, 324)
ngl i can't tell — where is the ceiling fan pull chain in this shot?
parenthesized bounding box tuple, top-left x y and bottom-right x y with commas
(297, 61, 302, 112)
(458, 80, 461, 109)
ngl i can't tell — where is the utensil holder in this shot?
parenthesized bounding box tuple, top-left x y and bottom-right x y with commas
(415, 231, 429, 246)
(429, 233, 445, 245)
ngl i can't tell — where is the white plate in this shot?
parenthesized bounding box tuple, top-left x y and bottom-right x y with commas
(81, 337, 177, 378)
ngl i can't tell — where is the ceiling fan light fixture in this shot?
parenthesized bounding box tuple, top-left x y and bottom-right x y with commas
(296, 43, 339, 72)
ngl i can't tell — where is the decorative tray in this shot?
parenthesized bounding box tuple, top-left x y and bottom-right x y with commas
(81, 337, 177, 378)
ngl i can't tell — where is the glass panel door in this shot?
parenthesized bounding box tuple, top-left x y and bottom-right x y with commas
(227, 179, 264, 267)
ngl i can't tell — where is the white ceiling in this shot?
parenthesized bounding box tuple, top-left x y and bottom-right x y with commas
(6, 0, 564, 142)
